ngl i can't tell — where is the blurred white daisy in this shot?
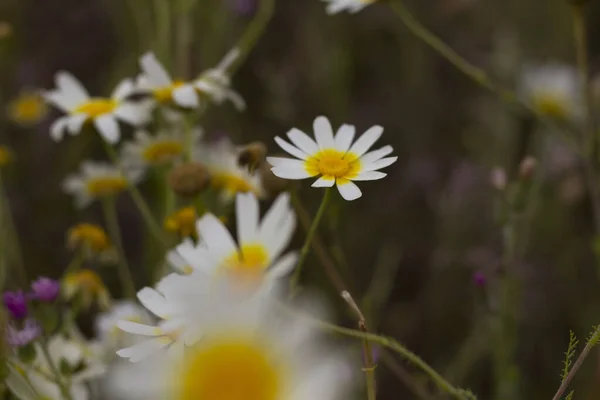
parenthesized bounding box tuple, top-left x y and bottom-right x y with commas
(268, 116, 397, 201)
(63, 161, 143, 208)
(95, 301, 154, 352)
(323, 0, 376, 14)
(191, 48, 246, 110)
(173, 192, 297, 289)
(107, 290, 352, 400)
(121, 127, 203, 169)
(6, 364, 90, 400)
(520, 64, 581, 120)
(195, 137, 264, 201)
(136, 52, 200, 109)
(44, 72, 151, 143)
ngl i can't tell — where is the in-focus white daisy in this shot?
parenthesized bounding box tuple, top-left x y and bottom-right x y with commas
(44, 72, 152, 143)
(95, 301, 154, 351)
(195, 137, 264, 201)
(172, 192, 297, 289)
(136, 52, 200, 108)
(268, 116, 397, 201)
(63, 161, 144, 208)
(107, 290, 352, 400)
(323, 0, 376, 14)
(121, 127, 202, 169)
(520, 64, 581, 120)
(191, 48, 246, 110)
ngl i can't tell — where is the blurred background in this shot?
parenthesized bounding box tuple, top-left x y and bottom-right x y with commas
(2, 0, 600, 398)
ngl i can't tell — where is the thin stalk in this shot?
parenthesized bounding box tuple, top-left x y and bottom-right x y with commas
(175, 0, 191, 78)
(40, 337, 73, 400)
(101, 197, 136, 299)
(102, 142, 169, 249)
(153, 0, 172, 65)
(289, 187, 332, 291)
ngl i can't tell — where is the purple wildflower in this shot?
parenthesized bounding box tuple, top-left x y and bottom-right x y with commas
(31, 277, 60, 303)
(6, 319, 41, 347)
(3, 290, 27, 319)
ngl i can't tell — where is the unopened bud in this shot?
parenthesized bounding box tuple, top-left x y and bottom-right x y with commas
(168, 162, 210, 198)
(490, 167, 507, 191)
(518, 156, 537, 180)
(237, 142, 267, 174)
(260, 159, 291, 197)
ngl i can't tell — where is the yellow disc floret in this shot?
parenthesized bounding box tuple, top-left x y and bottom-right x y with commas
(211, 172, 259, 197)
(142, 140, 184, 164)
(75, 99, 118, 118)
(532, 94, 568, 119)
(221, 244, 269, 284)
(304, 148, 361, 181)
(63, 269, 111, 309)
(86, 176, 128, 197)
(177, 337, 282, 400)
(153, 80, 185, 103)
(68, 223, 111, 253)
(164, 207, 198, 239)
(7, 91, 48, 125)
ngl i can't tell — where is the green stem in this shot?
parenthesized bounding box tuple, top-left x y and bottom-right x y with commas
(175, 0, 191, 78)
(101, 197, 136, 299)
(40, 337, 73, 400)
(153, 0, 171, 65)
(102, 142, 169, 249)
(289, 187, 332, 291)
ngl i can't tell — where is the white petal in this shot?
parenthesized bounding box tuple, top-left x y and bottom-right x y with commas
(172, 85, 200, 108)
(116, 337, 171, 362)
(264, 210, 295, 260)
(44, 90, 77, 112)
(336, 180, 362, 201)
(313, 116, 335, 149)
(259, 192, 291, 245)
(286, 128, 319, 155)
(274, 136, 309, 160)
(93, 114, 120, 144)
(50, 117, 69, 141)
(136, 288, 170, 319)
(335, 124, 355, 152)
(236, 192, 259, 245)
(312, 176, 335, 187)
(114, 103, 150, 126)
(112, 78, 135, 100)
(271, 166, 313, 180)
(348, 125, 383, 156)
(6, 366, 37, 400)
(267, 252, 298, 278)
(55, 71, 89, 104)
(166, 340, 185, 360)
(139, 53, 172, 86)
(67, 114, 87, 134)
(196, 214, 237, 255)
(266, 158, 307, 171)
(362, 156, 398, 171)
(352, 171, 387, 181)
(360, 145, 394, 164)
(117, 321, 161, 336)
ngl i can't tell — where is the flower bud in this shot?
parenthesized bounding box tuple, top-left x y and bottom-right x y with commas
(168, 162, 211, 198)
(31, 277, 60, 303)
(3, 291, 27, 319)
(237, 142, 267, 174)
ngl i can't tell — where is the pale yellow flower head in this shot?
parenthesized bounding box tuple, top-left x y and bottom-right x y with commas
(67, 223, 111, 254)
(7, 90, 48, 126)
(164, 207, 198, 239)
(63, 269, 111, 310)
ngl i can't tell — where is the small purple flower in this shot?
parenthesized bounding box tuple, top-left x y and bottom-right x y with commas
(3, 290, 27, 319)
(31, 277, 60, 303)
(472, 271, 487, 287)
(6, 319, 41, 347)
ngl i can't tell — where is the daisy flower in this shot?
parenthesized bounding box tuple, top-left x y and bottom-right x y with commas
(268, 116, 397, 201)
(44, 72, 152, 143)
(195, 137, 264, 201)
(136, 52, 199, 108)
(95, 301, 153, 351)
(520, 64, 581, 120)
(323, 0, 376, 14)
(107, 290, 352, 400)
(172, 192, 297, 289)
(7, 89, 48, 125)
(63, 161, 143, 208)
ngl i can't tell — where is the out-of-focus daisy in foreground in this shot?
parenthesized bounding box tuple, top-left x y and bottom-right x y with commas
(195, 138, 264, 201)
(107, 290, 351, 400)
(322, 0, 376, 14)
(63, 161, 143, 208)
(520, 64, 581, 121)
(7, 89, 48, 125)
(95, 300, 154, 354)
(269, 116, 397, 201)
(44, 72, 152, 143)
(172, 192, 297, 290)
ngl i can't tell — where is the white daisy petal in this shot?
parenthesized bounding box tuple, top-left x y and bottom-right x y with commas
(196, 214, 237, 255)
(117, 337, 171, 363)
(117, 321, 161, 336)
(112, 79, 135, 100)
(50, 117, 69, 141)
(271, 166, 313, 180)
(336, 180, 362, 201)
(67, 114, 87, 135)
(348, 125, 383, 156)
(362, 156, 398, 172)
(236, 193, 259, 245)
(286, 128, 320, 155)
(274, 137, 309, 160)
(268, 252, 298, 278)
(172, 85, 200, 108)
(94, 114, 121, 144)
(265, 211, 295, 260)
(352, 171, 387, 181)
(360, 145, 394, 164)
(266, 158, 307, 171)
(55, 71, 89, 104)
(312, 177, 336, 187)
(259, 192, 291, 242)
(44, 90, 77, 112)
(136, 288, 171, 319)
(335, 124, 355, 153)
(313, 116, 336, 149)
(140, 53, 172, 86)
(114, 103, 150, 126)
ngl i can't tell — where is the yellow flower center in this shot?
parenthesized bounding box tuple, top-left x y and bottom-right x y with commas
(142, 140, 184, 164)
(304, 149, 361, 181)
(74, 99, 117, 118)
(532, 94, 568, 119)
(8, 93, 48, 124)
(221, 244, 269, 284)
(86, 176, 128, 197)
(65, 269, 105, 294)
(153, 80, 185, 103)
(0, 146, 12, 167)
(68, 223, 110, 252)
(211, 172, 259, 197)
(176, 338, 282, 400)
(164, 207, 198, 238)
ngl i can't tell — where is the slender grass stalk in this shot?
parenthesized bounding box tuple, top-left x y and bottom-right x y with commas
(101, 197, 136, 299)
(153, 0, 172, 65)
(289, 187, 333, 291)
(175, 0, 191, 78)
(40, 337, 73, 400)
